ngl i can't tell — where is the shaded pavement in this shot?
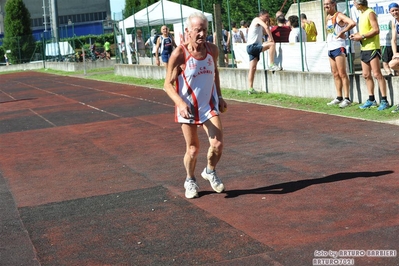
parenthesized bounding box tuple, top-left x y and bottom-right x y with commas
(0, 72, 398, 265)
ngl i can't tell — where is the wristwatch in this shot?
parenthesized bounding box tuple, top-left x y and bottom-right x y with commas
(361, 35, 366, 40)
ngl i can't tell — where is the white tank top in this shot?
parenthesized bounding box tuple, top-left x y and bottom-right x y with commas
(326, 12, 346, 51)
(247, 19, 264, 45)
(239, 28, 248, 42)
(231, 29, 244, 44)
(176, 43, 219, 124)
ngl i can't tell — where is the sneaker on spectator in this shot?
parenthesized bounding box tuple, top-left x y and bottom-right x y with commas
(391, 104, 399, 113)
(184, 179, 199, 199)
(327, 98, 342, 106)
(268, 64, 281, 71)
(201, 168, 224, 193)
(339, 99, 351, 108)
(377, 100, 389, 111)
(359, 100, 377, 109)
(248, 88, 257, 95)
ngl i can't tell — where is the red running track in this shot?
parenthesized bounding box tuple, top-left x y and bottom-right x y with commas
(0, 71, 398, 265)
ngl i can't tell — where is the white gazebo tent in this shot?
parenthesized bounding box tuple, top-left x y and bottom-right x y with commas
(118, 0, 213, 64)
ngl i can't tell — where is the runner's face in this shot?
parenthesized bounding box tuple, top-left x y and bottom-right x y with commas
(323, 0, 335, 13)
(188, 17, 208, 44)
(161, 26, 168, 35)
(261, 13, 270, 23)
(353, 1, 361, 10)
(390, 7, 399, 19)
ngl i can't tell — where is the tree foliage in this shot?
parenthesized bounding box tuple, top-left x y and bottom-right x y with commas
(3, 0, 36, 63)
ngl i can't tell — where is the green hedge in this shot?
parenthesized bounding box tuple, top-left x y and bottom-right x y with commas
(60, 33, 115, 50)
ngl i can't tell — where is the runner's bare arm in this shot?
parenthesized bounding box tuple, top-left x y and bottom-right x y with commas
(209, 43, 227, 112)
(163, 46, 191, 118)
(336, 13, 356, 39)
(367, 12, 380, 38)
(392, 20, 398, 55)
(256, 17, 274, 42)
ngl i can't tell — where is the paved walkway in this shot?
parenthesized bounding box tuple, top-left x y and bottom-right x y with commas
(0, 72, 398, 265)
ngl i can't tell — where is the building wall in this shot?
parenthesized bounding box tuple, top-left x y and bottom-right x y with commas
(0, 0, 111, 34)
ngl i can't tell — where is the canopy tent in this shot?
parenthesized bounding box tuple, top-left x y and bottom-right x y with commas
(118, 0, 213, 64)
(119, 0, 213, 29)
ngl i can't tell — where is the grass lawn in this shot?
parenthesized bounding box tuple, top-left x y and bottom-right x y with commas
(36, 68, 399, 124)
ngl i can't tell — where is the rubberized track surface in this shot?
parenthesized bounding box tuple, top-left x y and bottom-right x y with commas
(1, 71, 398, 265)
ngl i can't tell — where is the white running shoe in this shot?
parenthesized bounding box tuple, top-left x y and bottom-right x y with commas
(201, 168, 225, 193)
(184, 179, 199, 199)
(268, 64, 281, 71)
(327, 98, 342, 106)
(339, 99, 352, 108)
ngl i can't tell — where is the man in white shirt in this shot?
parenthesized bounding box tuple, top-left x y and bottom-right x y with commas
(246, 10, 281, 94)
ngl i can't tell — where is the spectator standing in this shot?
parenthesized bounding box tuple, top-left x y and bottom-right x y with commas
(349, 0, 389, 110)
(271, 15, 291, 42)
(230, 21, 245, 66)
(246, 10, 281, 94)
(231, 22, 245, 44)
(4, 54, 9, 66)
(388, 3, 399, 112)
(135, 29, 146, 57)
(128, 42, 136, 63)
(214, 25, 231, 66)
(145, 29, 159, 60)
(119, 41, 126, 62)
(380, 3, 399, 76)
(288, 15, 307, 43)
(388, 3, 399, 76)
(239, 20, 249, 42)
(90, 43, 96, 60)
(155, 25, 177, 69)
(324, 0, 356, 108)
(301, 13, 318, 42)
(163, 12, 226, 199)
(206, 30, 214, 43)
(222, 25, 231, 65)
(104, 41, 111, 60)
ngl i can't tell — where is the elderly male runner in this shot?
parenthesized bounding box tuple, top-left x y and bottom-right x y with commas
(164, 12, 227, 199)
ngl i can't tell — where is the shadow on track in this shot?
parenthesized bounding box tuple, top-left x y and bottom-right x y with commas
(199, 171, 394, 198)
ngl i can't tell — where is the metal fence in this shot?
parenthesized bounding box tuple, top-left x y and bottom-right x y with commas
(1, 30, 115, 65)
